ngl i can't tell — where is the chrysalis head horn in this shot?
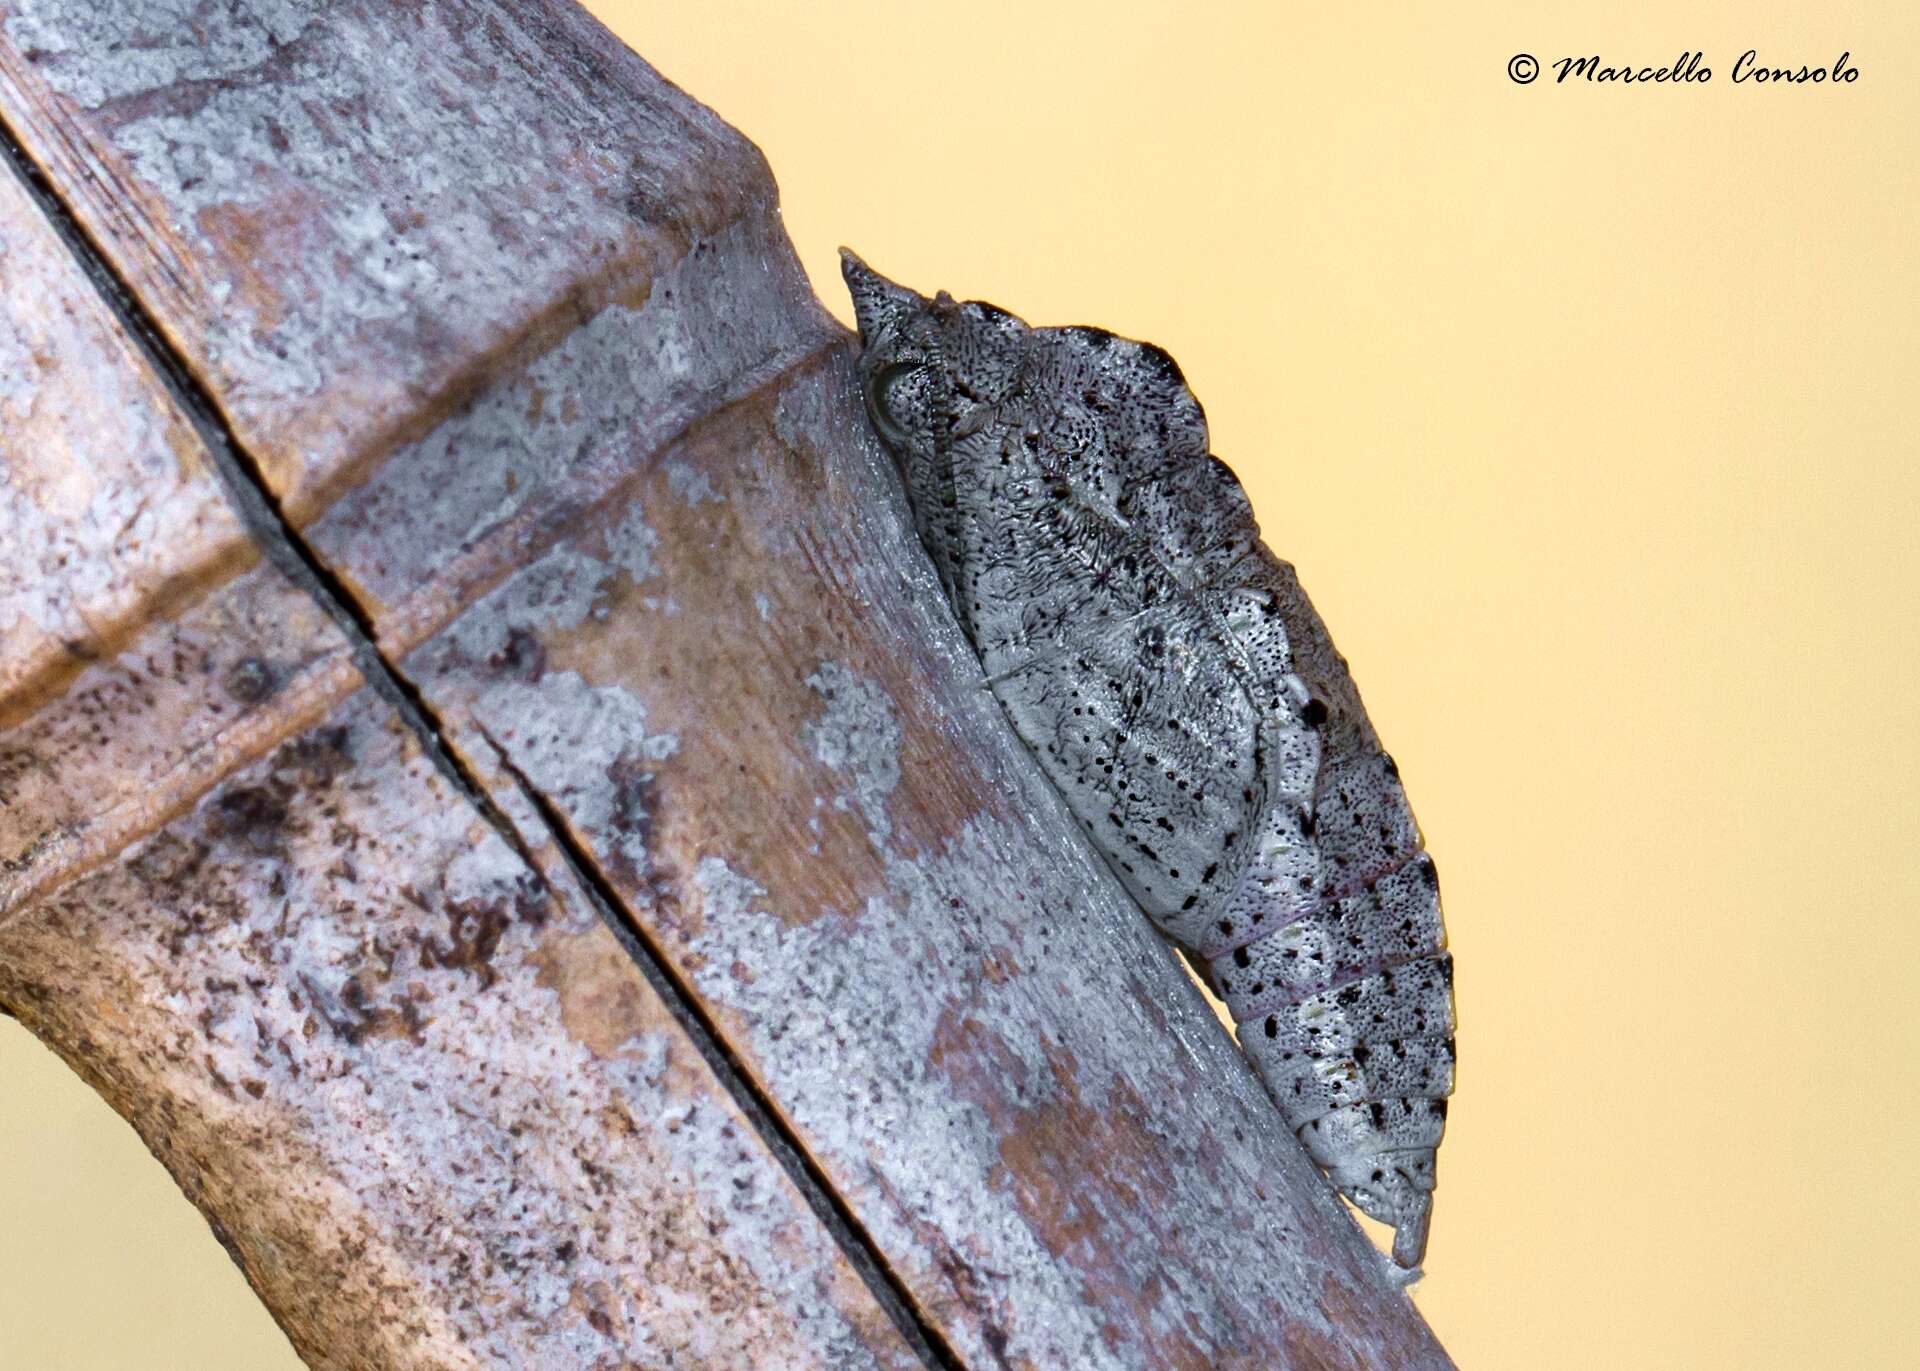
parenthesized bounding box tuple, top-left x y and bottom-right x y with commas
(839, 248, 922, 344)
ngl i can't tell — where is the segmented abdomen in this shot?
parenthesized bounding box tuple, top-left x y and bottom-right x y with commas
(1211, 555, 1453, 1198)
(1211, 845, 1453, 1165)
(987, 542, 1454, 1244)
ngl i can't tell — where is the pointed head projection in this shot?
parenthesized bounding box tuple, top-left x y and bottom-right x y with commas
(839, 248, 1029, 469)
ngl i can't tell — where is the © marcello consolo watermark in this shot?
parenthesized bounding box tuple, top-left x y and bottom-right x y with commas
(1507, 50, 1859, 86)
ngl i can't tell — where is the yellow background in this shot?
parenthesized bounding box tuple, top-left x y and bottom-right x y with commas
(5, 3, 1916, 1366)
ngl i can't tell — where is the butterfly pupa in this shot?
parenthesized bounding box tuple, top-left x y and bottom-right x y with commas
(843, 250, 1455, 1270)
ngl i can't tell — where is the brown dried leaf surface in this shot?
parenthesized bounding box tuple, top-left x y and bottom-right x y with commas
(0, 159, 358, 918)
(2, 695, 923, 1369)
(0, 163, 243, 724)
(0, 11, 927, 1362)
(0, 0, 779, 520)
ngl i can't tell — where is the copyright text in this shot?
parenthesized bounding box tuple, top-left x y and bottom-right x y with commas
(1507, 50, 1859, 86)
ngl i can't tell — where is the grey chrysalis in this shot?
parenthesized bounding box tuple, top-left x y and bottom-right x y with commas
(842, 250, 1455, 1269)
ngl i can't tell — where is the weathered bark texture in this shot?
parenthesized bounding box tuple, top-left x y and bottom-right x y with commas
(0, 3, 1454, 1368)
